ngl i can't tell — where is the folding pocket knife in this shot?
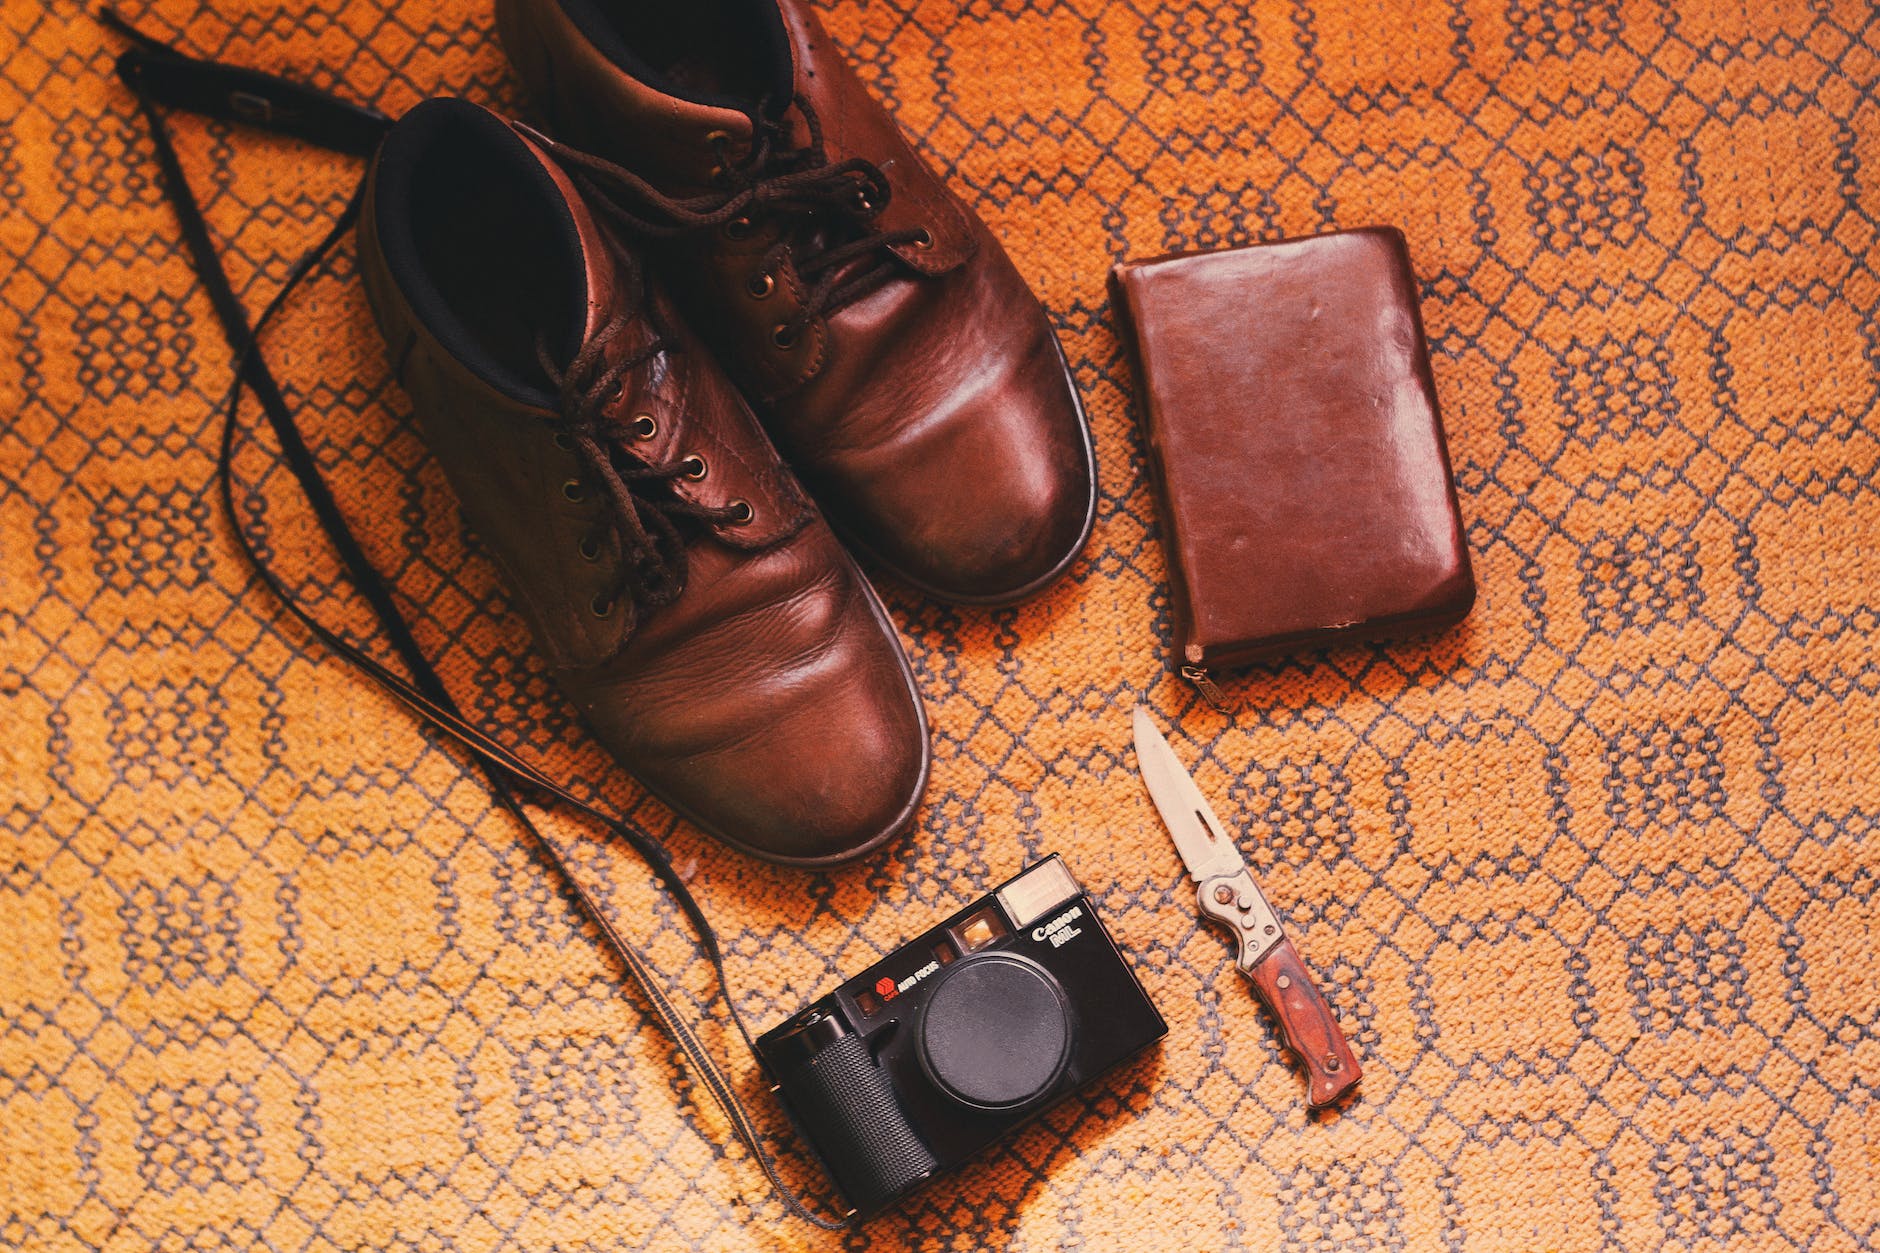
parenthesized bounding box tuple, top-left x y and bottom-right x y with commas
(1132, 706, 1362, 1108)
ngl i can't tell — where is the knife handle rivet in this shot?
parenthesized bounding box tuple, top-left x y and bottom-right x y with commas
(1326, 1056, 1342, 1072)
(1276, 974, 1291, 989)
(1213, 885, 1235, 904)
(1264, 924, 1276, 935)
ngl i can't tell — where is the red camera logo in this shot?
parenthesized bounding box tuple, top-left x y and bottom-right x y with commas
(875, 975, 898, 1001)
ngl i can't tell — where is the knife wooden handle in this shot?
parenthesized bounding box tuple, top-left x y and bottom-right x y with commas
(1244, 936, 1361, 1109)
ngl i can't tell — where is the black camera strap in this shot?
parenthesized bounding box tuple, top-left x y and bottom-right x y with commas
(102, 9, 848, 1230)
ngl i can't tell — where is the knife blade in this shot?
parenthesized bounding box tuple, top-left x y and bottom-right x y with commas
(1131, 706, 1362, 1109)
(1131, 706, 1245, 882)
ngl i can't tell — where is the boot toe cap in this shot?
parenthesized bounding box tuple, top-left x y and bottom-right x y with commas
(830, 333, 1096, 605)
(575, 551, 930, 865)
(879, 426, 1094, 604)
(706, 686, 930, 863)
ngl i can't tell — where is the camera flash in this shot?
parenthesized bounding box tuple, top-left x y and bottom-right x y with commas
(996, 857, 1080, 927)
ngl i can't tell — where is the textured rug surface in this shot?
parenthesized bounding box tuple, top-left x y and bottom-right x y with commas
(4, 0, 1880, 1249)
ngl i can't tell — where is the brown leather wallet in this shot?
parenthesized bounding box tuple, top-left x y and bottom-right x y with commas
(1112, 227, 1473, 705)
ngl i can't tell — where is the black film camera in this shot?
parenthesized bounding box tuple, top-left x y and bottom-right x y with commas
(756, 856, 1167, 1217)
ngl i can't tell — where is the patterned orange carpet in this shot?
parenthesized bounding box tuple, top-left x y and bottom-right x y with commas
(5, 0, 1880, 1248)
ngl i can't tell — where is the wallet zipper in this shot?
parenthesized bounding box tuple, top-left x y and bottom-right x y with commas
(1180, 665, 1231, 713)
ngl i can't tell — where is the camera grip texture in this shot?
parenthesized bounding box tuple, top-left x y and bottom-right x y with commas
(777, 1033, 938, 1214)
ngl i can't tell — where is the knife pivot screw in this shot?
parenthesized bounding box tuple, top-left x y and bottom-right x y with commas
(1214, 885, 1235, 904)
(1276, 974, 1291, 989)
(1325, 1056, 1342, 1072)
(1264, 924, 1276, 935)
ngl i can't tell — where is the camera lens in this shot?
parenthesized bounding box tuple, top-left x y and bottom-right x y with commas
(915, 952, 1073, 1113)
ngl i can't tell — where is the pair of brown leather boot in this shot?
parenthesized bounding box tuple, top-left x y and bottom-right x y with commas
(357, 0, 1095, 866)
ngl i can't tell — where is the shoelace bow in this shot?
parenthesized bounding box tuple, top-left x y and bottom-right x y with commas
(541, 94, 930, 340)
(535, 251, 746, 623)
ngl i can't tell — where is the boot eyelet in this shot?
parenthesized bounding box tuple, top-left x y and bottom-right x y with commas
(680, 454, 709, 481)
(724, 216, 754, 240)
(553, 430, 574, 452)
(589, 593, 614, 618)
(771, 323, 800, 350)
(852, 189, 874, 214)
(578, 534, 602, 562)
(747, 271, 775, 299)
(704, 131, 734, 181)
(911, 228, 934, 250)
(727, 500, 754, 525)
(631, 413, 658, 440)
(561, 478, 586, 502)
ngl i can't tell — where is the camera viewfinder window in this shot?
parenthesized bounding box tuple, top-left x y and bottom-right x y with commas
(949, 909, 1008, 953)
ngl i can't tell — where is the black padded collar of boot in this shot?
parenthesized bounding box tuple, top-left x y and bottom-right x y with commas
(370, 98, 586, 408)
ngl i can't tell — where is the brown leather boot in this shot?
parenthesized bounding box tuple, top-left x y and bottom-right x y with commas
(357, 98, 929, 865)
(494, 0, 1097, 605)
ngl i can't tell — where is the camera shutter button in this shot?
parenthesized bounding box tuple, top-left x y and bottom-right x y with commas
(915, 952, 1073, 1113)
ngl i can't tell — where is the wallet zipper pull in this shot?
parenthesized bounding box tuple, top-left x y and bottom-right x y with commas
(1181, 665, 1231, 713)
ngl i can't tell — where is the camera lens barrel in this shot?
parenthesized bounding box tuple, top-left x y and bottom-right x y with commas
(916, 952, 1074, 1112)
(770, 1017, 939, 1214)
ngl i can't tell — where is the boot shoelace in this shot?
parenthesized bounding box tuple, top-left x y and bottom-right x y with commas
(539, 94, 931, 344)
(535, 270, 750, 626)
(111, 10, 850, 1229)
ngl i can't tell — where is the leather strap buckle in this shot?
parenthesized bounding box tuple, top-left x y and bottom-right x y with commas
(227, 89, 276, 125)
